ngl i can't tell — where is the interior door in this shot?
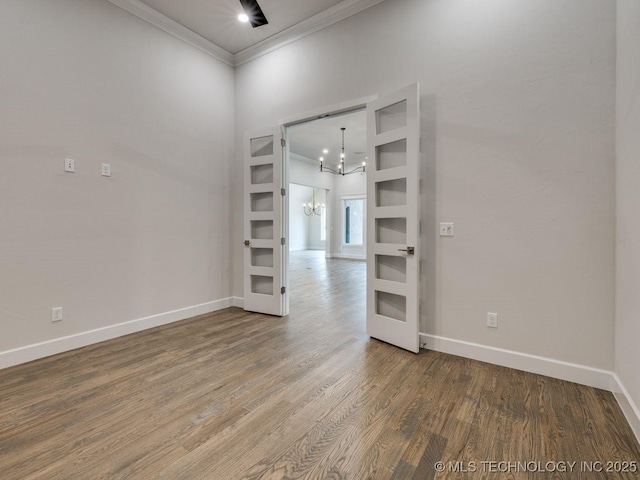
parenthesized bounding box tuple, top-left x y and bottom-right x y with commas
(243, 127, 285, 316)
(366, 83, 421, 352)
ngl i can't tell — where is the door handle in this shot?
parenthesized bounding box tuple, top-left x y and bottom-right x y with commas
(398, 246, 415, 255)
(244, 240, 250, 246)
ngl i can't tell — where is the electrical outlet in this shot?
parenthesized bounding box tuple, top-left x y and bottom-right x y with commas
(101, 163, 111, 177)
(440, 222, 454, 236)
(64, 158, 75, 173)
(52, 307, 63, 322)
(487, 312, 498, 328)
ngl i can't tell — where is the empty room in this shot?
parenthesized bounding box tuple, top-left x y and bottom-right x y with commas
(1, 0, 639, 478)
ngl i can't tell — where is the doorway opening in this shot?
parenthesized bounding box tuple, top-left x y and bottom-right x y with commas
(286, 108, 367, 316)
(289, 184, 328, 254)
(243, 83, 420, 351)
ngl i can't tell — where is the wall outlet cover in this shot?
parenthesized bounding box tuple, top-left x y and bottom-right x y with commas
(64, 158, 75, 173)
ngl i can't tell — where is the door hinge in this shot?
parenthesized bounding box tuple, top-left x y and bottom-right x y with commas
(281, 237, 286, 246)
(281, 286, 286, 294)
(281, 138, 286, 147)
(281, 188, 286, 196)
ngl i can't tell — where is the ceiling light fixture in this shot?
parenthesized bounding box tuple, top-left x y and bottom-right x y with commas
(238, 13, 249, 23)
(239, 0, 269, 28)
(303, 188, 325, 216)
(320, 128, 366, 176)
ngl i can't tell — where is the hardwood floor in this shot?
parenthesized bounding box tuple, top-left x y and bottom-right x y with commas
(1, 250, 638, 479)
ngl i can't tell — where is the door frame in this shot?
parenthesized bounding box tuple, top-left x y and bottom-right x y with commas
(280, 95, 376, 315)
(248, 88, 421, 352)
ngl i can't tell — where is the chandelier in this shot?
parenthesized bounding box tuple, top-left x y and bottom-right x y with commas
(303, 188, 325, 216)
(320, 128, 366, 176)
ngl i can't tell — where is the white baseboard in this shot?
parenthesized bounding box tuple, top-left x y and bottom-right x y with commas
(328, 253, 366, 260)
(0, 298, 234, 370)
(420, 333, 640, 442)
(420, 333, 613, 390)
(611, 374, 640, 444)
(232, 296, 244, 308)
(4, 305, 637, 442)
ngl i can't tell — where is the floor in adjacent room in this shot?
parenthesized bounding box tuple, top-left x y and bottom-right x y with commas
(1, 250, 638, 479)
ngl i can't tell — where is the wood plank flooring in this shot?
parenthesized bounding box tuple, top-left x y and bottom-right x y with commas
(1, 250, 639, 479)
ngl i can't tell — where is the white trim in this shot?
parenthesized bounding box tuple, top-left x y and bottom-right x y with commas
(106, 0, 385, 68)
(289, 152, 318, 166)
(611, 374, 640, 443)
(4, 294, 637, 439)
(341, 194, 367, 200)
(420, 333, 640, 441)
(234, 0, 386, 66)
(105, 0, 234, 66)
(280, 95, 375, 127)
(420, 333, 613, 390)
(0, 298, 234, 370)
(328, 253, 366, 260)
(232, 296, 245, 308)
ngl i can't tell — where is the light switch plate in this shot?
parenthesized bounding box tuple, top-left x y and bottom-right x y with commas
(101, 163, 111, 177)
(52, 307, 63, 322)
(440, 222, 454, 236)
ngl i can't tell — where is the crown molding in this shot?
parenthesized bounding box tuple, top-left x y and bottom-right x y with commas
(105, 0, 234, 66)
(106, 0, 386, 68)
(289, 152, 318, 166)
(233, 0, 386, 66)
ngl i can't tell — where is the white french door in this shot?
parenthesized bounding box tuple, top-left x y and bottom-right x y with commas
(366, 83, 421, 353)
(243, 127, 286, 316)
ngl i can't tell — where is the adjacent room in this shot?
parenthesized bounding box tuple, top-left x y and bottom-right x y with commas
(286, 110, 367, 316)
(1, 0, 639, 477)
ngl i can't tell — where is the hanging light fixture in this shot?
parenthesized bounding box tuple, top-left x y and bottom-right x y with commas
(320, 127, 366, 176)
(303, 188, 325, 216)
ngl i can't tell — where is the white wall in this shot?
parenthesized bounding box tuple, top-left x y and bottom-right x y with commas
(289, 157, 334, 191)
(288, 157, 366, 257)
(307, 188, 327, 250)
(234, 0, 616, 369)
(289, 183, 311, 250)
(0, 0, 234, 357)
(615, 0, 640, 426)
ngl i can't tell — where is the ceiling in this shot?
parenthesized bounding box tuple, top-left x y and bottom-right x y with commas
(138, 0, 346, 54)
(288, 109, 366, 168)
